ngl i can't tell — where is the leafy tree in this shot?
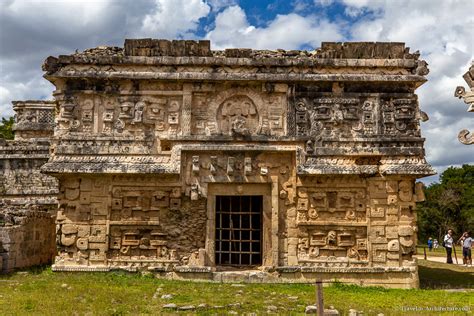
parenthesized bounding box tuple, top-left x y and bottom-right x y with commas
(417, 165, 474, 244)
(0, 117, 14, 140)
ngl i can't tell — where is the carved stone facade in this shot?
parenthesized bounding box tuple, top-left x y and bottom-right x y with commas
(3, 40, 434, 287)
(0, 101, 58, 273)
(455, 63, 474, 145)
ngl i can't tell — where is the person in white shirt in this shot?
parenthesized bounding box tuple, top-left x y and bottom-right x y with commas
(443, 229, 454, 264)
(459, 231, 472, 267)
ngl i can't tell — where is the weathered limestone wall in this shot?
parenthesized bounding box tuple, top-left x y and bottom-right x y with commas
(54, 175, 207, 270)
(35, 39, 435, 288)
(0, 206, 56, 272)
(0, 101, 58, 273)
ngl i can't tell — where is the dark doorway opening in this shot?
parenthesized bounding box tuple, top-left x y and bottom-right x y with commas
(215, 195, 262, 266)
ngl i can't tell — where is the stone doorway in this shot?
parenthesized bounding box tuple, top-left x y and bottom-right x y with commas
(215, 195, 262, 266)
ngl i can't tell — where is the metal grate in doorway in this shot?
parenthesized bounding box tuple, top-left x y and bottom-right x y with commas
(215, 195, 262, 266)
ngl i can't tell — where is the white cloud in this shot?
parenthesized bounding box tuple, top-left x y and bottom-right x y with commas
(2, 0, 112, 23)
(206, 6, 344, 49)
(314, 0, 334, 6)
(0, 86, 13, 117)
(293, 0, 310, 12)
(207, 0, 237, 11)
(140, 0, 210, 38)
(341, 0, 378, 8)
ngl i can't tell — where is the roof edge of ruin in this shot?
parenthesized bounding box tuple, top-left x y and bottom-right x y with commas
(46, 39, 423, 60)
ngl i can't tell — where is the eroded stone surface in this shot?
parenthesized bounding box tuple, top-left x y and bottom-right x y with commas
(0, 101, 58, 273)
(1, 40, 434, 287)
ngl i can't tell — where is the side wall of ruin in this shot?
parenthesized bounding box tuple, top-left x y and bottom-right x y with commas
(0, 101, 58, 273)
(0, 208, 56, 272)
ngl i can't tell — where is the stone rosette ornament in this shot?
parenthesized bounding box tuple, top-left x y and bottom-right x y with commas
(454, 63, 474, 145)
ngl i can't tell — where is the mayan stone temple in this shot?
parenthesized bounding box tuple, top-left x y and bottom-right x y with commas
(0, 39, 436, 288)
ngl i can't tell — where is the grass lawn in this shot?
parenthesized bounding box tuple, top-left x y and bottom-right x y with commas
(419, 259, 474, 289)
(416, 245, 458, 258)
(0, 260, 472, 315)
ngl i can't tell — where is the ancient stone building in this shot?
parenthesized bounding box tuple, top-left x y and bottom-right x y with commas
(2, 39, 435, 287)
(0, 101, 58, 273)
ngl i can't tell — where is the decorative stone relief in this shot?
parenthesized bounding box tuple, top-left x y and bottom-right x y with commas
(295, 188, 366, 224)
(454, 64, 474, 144)
(297, 226, 368, 262)
(217, 95, 259, 136)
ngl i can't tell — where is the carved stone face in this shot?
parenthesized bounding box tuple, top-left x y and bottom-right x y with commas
(217, 95, 259, 135)
(147, 103, 165, 120)
(395, 104, 414, 119)
(399, 181, 413, 202)
(61, 103, 75, 118)
(314, 105, 330, 120)
(119, 102, 134, 118)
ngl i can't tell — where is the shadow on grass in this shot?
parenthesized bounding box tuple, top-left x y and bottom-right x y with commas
(1, 264, 53, 276)
(419, 263, 474, 289)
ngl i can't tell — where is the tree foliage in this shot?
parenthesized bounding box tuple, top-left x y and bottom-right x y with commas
(417, 164, 474, 244)
(0, 116, 14, 140)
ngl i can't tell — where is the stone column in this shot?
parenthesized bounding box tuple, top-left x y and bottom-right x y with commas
(271, 175, 279, 266)
(182, 83, 193, 136)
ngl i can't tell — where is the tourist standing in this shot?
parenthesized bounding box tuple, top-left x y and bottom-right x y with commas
(459, 232, 472, 267)
(427, 237, 433, 251)
(433, 239, 439, 249)
(443, 229, 454, 264)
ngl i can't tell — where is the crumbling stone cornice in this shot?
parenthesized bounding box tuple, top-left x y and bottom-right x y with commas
(42, 39, 428, 87)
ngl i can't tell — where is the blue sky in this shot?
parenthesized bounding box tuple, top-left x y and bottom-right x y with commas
(0, 0, 473, 183)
